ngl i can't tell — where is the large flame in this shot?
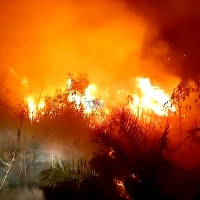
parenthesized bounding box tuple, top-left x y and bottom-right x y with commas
(68, 82, 100, 113)
(27, 96, 45, 119)
(130, 77, 175, 117)
(25, 76, 176, 121)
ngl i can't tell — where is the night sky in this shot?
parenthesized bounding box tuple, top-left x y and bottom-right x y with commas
(125, 0, 200, 79)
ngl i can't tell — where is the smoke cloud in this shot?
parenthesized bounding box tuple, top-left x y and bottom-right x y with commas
(0, 0, 200, 171)
(125, 0, 200, 79)
(0, 0, 190, 98)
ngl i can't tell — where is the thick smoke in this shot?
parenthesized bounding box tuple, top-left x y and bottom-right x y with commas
(0, 0, 186, 97)
(125, 0, 200, 80)
(0, 0, 199, 174)
(0, 0, 197, 144)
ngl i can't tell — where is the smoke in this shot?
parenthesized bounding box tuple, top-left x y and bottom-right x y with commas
(0, 0, 197, 142)
(0, 0, 198, 156)
(0, 0, 186, 98)
(125, 0, 200, 80)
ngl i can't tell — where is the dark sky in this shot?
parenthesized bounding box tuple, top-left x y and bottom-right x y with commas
(125, 0, 200, 79)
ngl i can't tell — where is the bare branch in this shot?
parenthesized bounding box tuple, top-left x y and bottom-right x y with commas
(0, 158, 11, 167)
(0, 151, 16, 190)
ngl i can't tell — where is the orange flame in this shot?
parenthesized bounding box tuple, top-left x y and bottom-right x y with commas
(25, 77, 176, 120)
(130, 77, 175, 117)
(27, 96, 45, 119)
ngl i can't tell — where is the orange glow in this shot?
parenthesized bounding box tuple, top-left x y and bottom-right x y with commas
(27, 96, 45, 119)
(67, 79, 102, 113)
(25, 76, 176, 121)
(27, 96, 36, 119)
(130, 77, 175, 117)
(2, 1, 179, 121)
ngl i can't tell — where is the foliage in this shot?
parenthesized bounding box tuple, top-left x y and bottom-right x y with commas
(88, 107, 175, 199)
(40, 159, 98, 188)
(38, 105, 200, 199)
(39, 159, 123, 200)
(169, 78, 200, 117)
(67, 73, 89, 96)
(36, 73, 89, 121)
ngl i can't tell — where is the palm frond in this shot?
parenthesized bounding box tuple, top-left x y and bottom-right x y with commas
(89, 108, 146, 159)
(39, 159, 98, 188)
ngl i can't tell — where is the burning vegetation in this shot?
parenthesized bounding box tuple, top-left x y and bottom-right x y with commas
(0, 0, 200, 199)
(0, 73, 200, 199)
(23, 74, 177, 121)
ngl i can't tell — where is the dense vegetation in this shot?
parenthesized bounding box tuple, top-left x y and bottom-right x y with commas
(38, 108, 200, 200)
(0, 74, 200, 199)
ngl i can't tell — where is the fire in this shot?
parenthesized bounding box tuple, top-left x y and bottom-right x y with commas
(27, 96, 45, 119)
(10, 60, 176, 121)
(130, 77, 175, 117)
(26, 80, 102, 119)
(25, 76, 176, 121)
(27, 96, 36, 119)
(67, 78, 102, 113)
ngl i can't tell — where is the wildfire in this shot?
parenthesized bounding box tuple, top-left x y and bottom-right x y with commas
(25, 76, 176, 121)
(27, 96, 45, 119)
(130, 77, 175, 117)
(68, 83, 100, 113)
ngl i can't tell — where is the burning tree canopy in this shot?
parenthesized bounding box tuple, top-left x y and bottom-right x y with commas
(16, 73, 177, 123)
